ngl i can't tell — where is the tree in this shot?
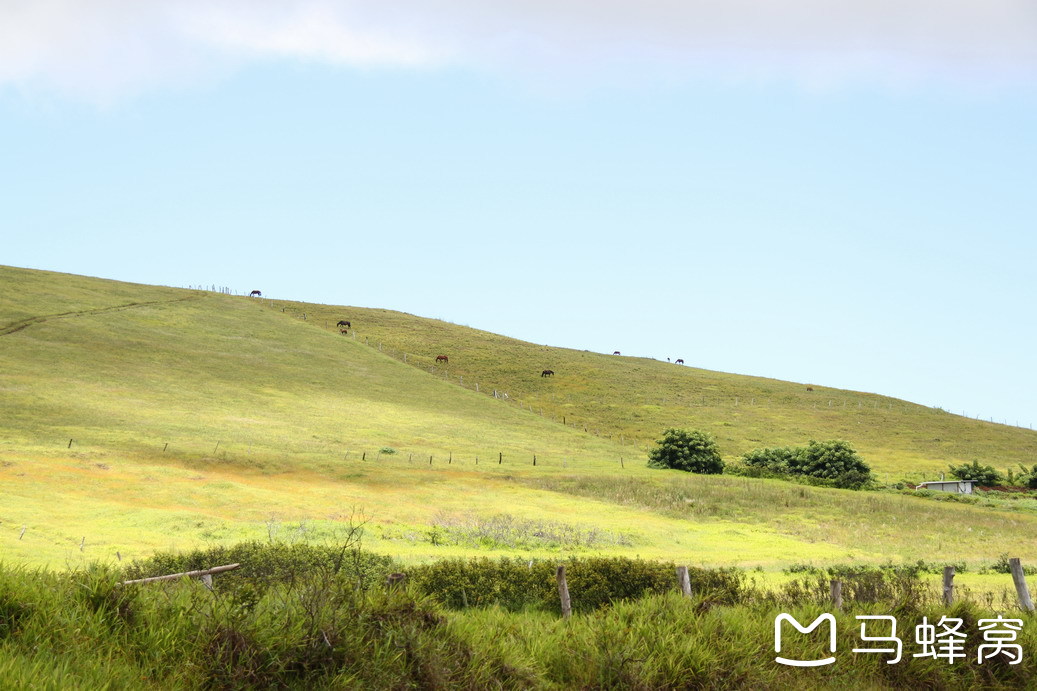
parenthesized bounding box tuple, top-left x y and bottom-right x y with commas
(647, 428, 724, 474)
(798, 440, 871, 481)
(948, 460, 1003, 486)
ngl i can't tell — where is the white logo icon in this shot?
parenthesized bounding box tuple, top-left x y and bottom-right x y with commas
(775, 613, 837, 667)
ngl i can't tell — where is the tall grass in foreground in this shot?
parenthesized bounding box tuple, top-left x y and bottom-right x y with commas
(1, 546, 1035, 688)
(450, 594, 1037, 689)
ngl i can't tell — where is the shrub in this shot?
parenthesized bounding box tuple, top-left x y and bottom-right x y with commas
(405, 557, 752, 613)
(739, 440, 873, 489)
(948, 460, 1003, 486)
(123, 542, 397, 596)
(741, 446, 800, 473)
(1013, 464, 1037, 489)
(647, 428, 724, 474)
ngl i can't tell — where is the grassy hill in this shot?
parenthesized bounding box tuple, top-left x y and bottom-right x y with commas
(269, 298, 1037, 478)
(2, 264, 1036, 573)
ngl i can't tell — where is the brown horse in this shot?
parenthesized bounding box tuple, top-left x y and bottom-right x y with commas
(613, 351, 621, 356)
(249, 290, 262, 297)
(436, 355, 449, 363)
(337, 320, 351, 328)
(541, 369, 554, 377)
(340, 329, 349, 335)
(676, 359, 684, 365)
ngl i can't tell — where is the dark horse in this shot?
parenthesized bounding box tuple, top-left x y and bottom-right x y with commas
(249, 290, 262, 297)
(613, 351, 621, 356)
(541, 369, 554, 377)
(436, 355, 449, 363)
(676, 359, 684, 365)
(337, 320, 351, 328)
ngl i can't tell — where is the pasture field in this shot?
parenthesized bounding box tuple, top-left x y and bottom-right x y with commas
(1, 264, 1036, 576)
(275, 298, 1037, 479)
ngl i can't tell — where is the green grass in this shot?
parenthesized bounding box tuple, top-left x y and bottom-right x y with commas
(277, 297, 1037, 478)
(0, 552, 1034, 689)
(2, 264, 1036, 574)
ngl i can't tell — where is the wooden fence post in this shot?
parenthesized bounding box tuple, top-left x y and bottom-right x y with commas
(943, 566, 955, 607)
(830, 580, 843, 610)
(556, 565, 572, 619)
(676, 566, 692, 598)
(1009, 558, 1035, 612)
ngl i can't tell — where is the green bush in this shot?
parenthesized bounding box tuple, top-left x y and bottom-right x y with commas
(741, 446, 800, 472)
(124, 542, 397, 596)
(739, 440, 873, 489)
(647, 428, 724, 474)
(406, 557, 751, 613)
(948, 460, 1003, 486)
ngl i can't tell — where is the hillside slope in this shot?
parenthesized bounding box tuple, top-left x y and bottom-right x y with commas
(2, 265, 1036, 572)
(272, 299, 1037, 477)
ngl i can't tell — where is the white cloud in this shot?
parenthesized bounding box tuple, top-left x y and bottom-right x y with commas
(1, 0, 1035, 100)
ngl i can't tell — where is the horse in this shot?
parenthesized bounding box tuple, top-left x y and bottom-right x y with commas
(613, 351, 621, 356)
(249, 290, 262, 297)
(436, 355, 449, 363)
(676, 359, 684, 365)
(337, 320, 351, 328)
(340, 329, 349, 335)
(541, 369, 554, 377)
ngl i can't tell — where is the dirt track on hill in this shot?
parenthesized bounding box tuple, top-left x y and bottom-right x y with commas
(0, 296, 199, 337)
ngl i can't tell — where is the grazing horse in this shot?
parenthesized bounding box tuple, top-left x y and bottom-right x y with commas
(249, 290, 262, 297)
(541, 369, 554, 377)
(676, 359, 684, 365)
(436, 355, 449, 363)
(613, 351, 621, 356)
(340, 329, 349, 335)
(337, 320, 351, 328)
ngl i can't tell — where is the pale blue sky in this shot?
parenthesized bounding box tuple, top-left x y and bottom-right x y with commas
(2, 2, 1035, 431)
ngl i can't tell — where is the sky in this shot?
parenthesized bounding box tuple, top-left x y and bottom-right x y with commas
(2, 1, 1036, 429)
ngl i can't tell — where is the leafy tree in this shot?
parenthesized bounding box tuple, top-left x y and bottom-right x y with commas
(948, 460, 1003, 486)
(647, 428, 724, 474)
(798, 440, 872, 481)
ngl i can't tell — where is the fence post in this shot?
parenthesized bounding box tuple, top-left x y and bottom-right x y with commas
(830, 580, 843, 610)
(676, 566, 692, 598)
(943, 566, 955, 607)
(1009, 558, 1035, 612)
(556, 565, 572, 619)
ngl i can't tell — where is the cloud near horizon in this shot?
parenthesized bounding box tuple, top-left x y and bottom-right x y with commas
(2, 0, 1035, 100)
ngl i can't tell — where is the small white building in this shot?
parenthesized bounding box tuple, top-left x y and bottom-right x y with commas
(916, 480, 975, 494)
